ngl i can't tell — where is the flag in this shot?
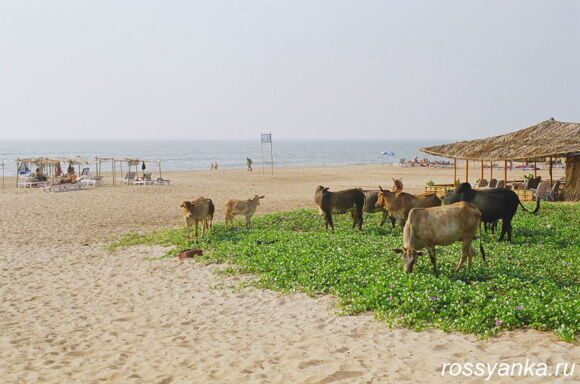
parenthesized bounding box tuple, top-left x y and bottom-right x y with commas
(261, 133, 272, 143)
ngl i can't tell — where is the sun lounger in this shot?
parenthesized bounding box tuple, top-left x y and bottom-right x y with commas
(155, 177, 171, 185)
(121, 172, 136, 185)
(79, 175, 103, 187)
(134, 173, 155, 186)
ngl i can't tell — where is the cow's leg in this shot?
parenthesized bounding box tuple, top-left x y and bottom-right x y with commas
(506, 220, 513, 242)
(194, 220, 199, 239)
(184, 221, 190, 242)
(455, 242, 470, 272)
(245, 215, 251, 227)
(202, 219, 207, 237)
(325, 212, 334, 231)
(379, 211, 388, 226)
(468, 244, 474, 269)
(350, 210, 356, 228)
(390, 215, 397, 228)
(498, 220, 507, 241)
(427, 247, 438, 275)
(354, 207, 363, 230)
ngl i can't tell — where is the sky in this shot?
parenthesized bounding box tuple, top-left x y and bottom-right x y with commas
(1, 0, 579, 140)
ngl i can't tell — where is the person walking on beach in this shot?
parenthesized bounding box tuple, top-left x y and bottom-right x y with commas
(246, 158, 253, 172)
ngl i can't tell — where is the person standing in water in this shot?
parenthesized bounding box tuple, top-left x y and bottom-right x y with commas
(246, 158, 253, 172)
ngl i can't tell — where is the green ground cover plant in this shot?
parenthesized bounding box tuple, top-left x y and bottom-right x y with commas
(111, 203, 579, 341)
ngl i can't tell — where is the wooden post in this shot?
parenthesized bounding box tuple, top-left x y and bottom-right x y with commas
(534, 160, 537, 178)
(453, 158, 457, 186)
(465, 160, 469, 182)
(549, 156, 553, 187)
(112, 159, 115, 185)
(504, 160, 508, 185)
(490, 161, 493, 181)
(480, 160, 484, 181)
(159, 162, 162, 179)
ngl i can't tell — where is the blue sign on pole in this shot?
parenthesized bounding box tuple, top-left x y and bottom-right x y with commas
(261, 133, 272, 143)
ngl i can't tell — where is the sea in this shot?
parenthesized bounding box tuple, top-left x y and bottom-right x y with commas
(0, 140, 448, 176)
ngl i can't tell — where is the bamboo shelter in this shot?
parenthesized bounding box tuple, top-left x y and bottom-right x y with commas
(421, 118, 580, 201)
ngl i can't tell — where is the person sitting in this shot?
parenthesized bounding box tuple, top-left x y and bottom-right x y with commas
(33, 168, 47, 182)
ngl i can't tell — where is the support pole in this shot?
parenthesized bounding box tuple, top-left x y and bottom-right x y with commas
(453, 158, 457, 186)
(533, 160, 537, 178)
(159, 162, 162, 179)
(504, 160, 508, 185)
(549, 157, 553, 187)
(480, 160, 484, 181)
(465, 160, 469, 183)
(112, 159, 115, 185)
(490, 161, 493, 181)
(270, 139, 274, 175)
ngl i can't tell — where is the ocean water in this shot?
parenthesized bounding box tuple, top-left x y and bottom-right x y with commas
(0, 140, 447, 175)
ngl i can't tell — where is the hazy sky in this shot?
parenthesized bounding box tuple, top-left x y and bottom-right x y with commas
(1, 0, 579, 140)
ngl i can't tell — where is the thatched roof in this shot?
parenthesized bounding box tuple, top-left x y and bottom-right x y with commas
(421, 118, 580, 161)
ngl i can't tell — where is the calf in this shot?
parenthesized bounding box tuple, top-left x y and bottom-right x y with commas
(393, 202, 486, 274)
(444, 182, 540, 241)
(376, 186, 441, 226)
(225, 195, 265, 227)
(181, 196, 212, 240)
(314, 186, 365, 230)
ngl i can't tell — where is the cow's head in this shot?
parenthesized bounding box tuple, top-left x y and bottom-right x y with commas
(315, 185, 330, 193)
(392, 178, 403, 193)
(181, 201, 194, 212)
(443, 182, 473, 205)
(252, 195, 265, 204)
(393, 247, 424, 273)
(376, 185, 395, 209)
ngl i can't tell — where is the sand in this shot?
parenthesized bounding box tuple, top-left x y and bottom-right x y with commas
(0, 164, 575, 383)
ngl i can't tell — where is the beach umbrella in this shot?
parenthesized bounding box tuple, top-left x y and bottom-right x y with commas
(380, 151, 396, 156)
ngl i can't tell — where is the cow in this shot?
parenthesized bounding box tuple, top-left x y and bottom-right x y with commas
(314, 186, 365, 230)
(393, 202, 486, 274)
(181, 196, 212, 240)
(375, 186, 441, 227)
(225, 195, 265, 227)
(362, 190, 396, 227)
(443, 183, 540, 241)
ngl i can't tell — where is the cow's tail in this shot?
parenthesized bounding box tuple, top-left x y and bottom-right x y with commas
(479, 221, 487, 263)
(518, 195, 540, 214)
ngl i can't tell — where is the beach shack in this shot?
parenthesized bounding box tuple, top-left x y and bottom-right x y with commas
(420, 118, 580, 201)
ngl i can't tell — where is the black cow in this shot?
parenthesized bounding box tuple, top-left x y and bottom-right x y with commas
(314, 186, 366, 230)
(443, 183, 540, 241)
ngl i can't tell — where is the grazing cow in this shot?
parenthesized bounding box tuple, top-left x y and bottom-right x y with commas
(314, 186, 365, 230)
(362, 190, 396, 227)
(443, 183, 540, 241)
(181, 196, 212, 240)
(393, 202, 486, 274)
(225, 195, 265, 227)
(375, 186, 441, 227)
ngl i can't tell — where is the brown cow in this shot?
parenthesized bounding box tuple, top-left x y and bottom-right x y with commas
(362, 190, 396, 227)
(393, 202, 486, 274)
(376, 186, 441, 227)
(225, 195, 265, 227)
(314, 186, 365, 230)
(181, 196, 212, 240)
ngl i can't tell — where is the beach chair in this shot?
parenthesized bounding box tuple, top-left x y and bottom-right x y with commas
(134, 173, 154, 186)
(531, 181, 550, 201)
(80, 167, 90, 177)
(79, 175, 103, 187)
(121, 172, 136, 185)
(155, 177, 171, 185)
(475, 179, 488, 188)
(496, 180, 505, 189)
(488, 179, 497, 188)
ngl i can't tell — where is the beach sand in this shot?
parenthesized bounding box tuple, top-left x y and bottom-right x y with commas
(0, 164, 575, 383)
